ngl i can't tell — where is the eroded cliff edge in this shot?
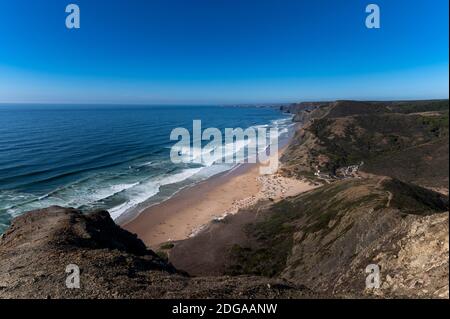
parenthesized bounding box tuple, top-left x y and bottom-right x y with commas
(0, 206, 315, 299)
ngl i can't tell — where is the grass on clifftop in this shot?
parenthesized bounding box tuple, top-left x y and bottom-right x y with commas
(383, 178, 449, 215)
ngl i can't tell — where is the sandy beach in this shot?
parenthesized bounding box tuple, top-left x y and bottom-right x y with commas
(122, 148, 318, 249)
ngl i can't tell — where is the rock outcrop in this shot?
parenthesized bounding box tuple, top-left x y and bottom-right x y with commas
(277, 178, 449, 298)
(0, 206, 315, 299)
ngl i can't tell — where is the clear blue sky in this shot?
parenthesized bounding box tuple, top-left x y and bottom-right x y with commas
(0, 0, 448, 104)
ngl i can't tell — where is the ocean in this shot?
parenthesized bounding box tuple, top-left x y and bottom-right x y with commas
(0, 104, 293, 233)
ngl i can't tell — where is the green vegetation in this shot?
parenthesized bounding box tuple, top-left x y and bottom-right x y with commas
(383, 179, 449, 215)
(226, 177, 448, 278)
(296, 110, 449, 185)
(156, 250, 169, 262)
(226, 180, 386, 277)
(282, 100, 449, 182)
(227, 239, 292, 277)
(388, 100, 449, 114)
(160, 242, 175, 250)
(418, 111, 449, 138)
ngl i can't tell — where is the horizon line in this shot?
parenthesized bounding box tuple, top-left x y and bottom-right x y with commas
(0, 97, 449, 107)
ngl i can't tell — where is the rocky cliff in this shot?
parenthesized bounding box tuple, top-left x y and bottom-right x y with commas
(169, 177, 448, 298)
(0, 206, 315, 299)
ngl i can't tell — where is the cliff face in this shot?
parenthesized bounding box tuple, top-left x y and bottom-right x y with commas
(332, 210, 449, 298)
(0, 206, 315, 299)
(170, 177, 448, 298)
(280, 102, 330, 123)
(277, 178, 449, 298)
(280, 101, 330, 114)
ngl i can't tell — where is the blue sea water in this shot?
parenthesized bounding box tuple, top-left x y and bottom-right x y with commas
(0, 104, 293, 233)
